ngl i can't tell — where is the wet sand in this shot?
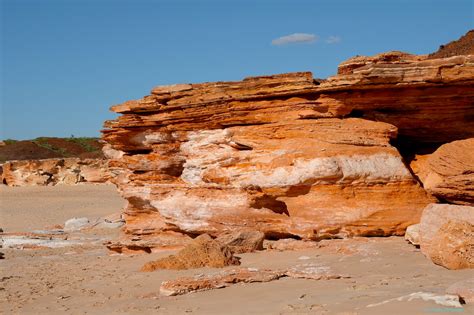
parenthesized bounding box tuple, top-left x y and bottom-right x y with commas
(1, 185, 472, 314)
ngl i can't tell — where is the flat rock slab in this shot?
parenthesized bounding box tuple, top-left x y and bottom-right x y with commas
(159, 264, 349, 296)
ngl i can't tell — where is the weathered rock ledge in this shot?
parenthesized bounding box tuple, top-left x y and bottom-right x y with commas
(102, 48, 473, 253)
(1, 158, 111, 186)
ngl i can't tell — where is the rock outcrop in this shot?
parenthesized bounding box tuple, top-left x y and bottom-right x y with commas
(1, 158, 111, 186)
(418, 204, 474, 270)
(411, 139, 474, 205)
(102, 42, 474, 252)
(320, 52, 474, 144)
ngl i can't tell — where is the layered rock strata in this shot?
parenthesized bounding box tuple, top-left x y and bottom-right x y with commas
(1, 158, 110, 186)
(102, 51, 474, 252)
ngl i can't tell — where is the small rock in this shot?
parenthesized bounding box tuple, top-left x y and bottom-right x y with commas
(419, 204, 474, 269)
(64, 217, 90, 232)
(428, 220, 474, 269)
(215, 230, 264, 254)
(404, 224, 420, 246)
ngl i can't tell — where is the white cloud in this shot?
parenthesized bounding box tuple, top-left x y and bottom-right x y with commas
(271, 33, 318, 46)
(326, 36, 341, 44)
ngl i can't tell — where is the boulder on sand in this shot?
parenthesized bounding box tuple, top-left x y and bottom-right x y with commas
(141, 234, 240, 271)
(215, 230, 265, 254)
(418, 204, 474, 270)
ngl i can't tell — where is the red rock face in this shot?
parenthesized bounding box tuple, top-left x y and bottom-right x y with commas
(102, 51, 474, 252)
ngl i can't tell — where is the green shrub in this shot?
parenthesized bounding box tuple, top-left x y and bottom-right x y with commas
(3, 139, 18, 145)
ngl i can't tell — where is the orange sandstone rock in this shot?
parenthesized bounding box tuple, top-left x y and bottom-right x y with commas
(215, 230, 264, 254)
(419, 204, 474, 270)
(159, 264, 348, 296)
(159, 268, 284, 296)
(102, 48, 474, 252)
(411, 139, 474, 205)
(428, 221, 474, 270)
(319, 53, 474, 143)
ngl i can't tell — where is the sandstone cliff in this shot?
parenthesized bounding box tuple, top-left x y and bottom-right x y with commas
(101, 46, 474, 252)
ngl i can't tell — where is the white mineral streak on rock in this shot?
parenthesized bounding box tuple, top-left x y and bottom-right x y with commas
(150, 191, 249, 230)
(180, 129, 236, 185)
(198, 153, 408, 188)
(337, 153, 410, 182)
(2, 236, 83, 249)
(237, 158, 341, 188)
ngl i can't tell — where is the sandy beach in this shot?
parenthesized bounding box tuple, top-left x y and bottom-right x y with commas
(1, 185, 472, 314)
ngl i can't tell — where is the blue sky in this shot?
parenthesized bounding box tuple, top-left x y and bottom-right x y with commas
(1, 0, 473, 139)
